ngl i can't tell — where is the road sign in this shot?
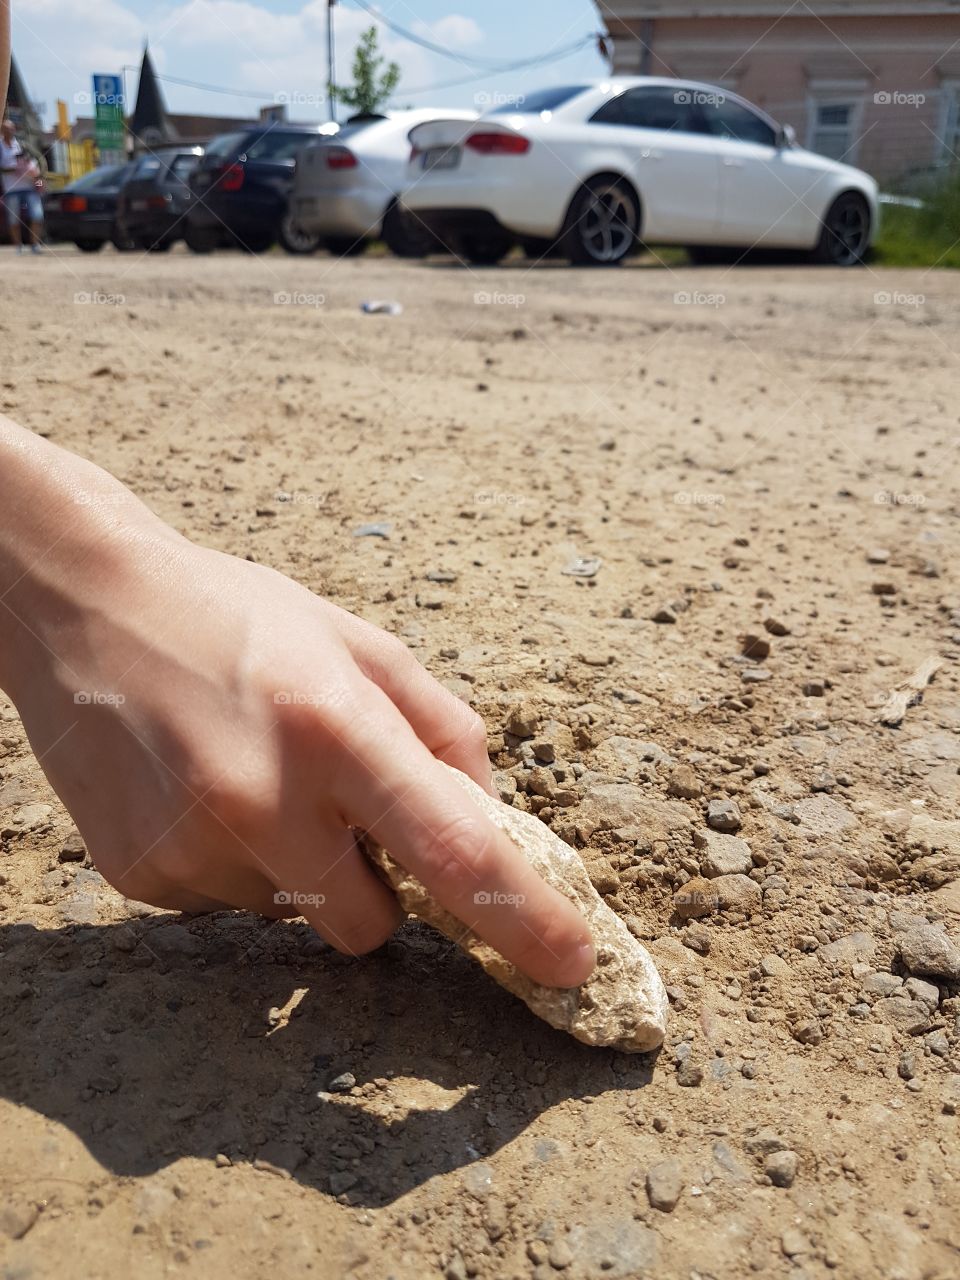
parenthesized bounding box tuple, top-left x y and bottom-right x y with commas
(93, 74, 125, 159)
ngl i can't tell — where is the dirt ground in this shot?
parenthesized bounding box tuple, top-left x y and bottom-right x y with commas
(0, 245, 958, 1280)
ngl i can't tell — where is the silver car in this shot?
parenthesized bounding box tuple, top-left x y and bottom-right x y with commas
(291, 108, 476, 257)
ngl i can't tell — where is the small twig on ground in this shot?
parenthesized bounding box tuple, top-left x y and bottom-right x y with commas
(878, 655, 942, 728)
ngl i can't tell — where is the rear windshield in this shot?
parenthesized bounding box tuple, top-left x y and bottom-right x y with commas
(488, 85, 589, 115)
(170, 153, 202, 179)
(71, 164, 129, 190)
(203, 131, 250, 159)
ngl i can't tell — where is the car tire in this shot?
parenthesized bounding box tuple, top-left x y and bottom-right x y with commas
(381, 203, 433, 258)
(811, 192, 871, 266)
(278, 213, 322, 255)
(561, 176, 639, 266)
(325, 235, 369, 257)
(74, 238, 105, 253)
(139, 236, 171, 252)
(184, 224, 218, 253)
(458, 231, 513, 266)
(111, 230, 138, 252)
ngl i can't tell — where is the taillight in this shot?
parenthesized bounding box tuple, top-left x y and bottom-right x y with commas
(220, 163, 245, 191)
(464, 132, 530, 156)
(63, 195, 88, 213)
(325, 146, 357, 170)
(147, 194, 171, 208)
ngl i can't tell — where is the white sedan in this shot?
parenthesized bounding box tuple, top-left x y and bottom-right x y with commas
(291, 108, 476, 256)
(398, 79, 878, 266)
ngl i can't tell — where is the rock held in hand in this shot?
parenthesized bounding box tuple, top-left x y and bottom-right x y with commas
(359, 765, 668, 1052)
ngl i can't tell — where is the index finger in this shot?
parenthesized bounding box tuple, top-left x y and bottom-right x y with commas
(330, 685, 595, 989)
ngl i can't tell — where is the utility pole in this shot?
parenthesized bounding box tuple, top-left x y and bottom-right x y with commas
(327, 0, 337, 123)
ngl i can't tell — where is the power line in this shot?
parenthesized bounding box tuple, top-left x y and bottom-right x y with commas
(155, 72, 277, 100)
(399, 37, 596, 96)
(346, 0, 532, 70)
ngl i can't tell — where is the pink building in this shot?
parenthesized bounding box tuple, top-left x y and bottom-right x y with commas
(595, 1, 960, 183)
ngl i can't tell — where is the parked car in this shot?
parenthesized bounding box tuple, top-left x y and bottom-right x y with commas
(115, 146, 203, 251)
(43, 162, 136, 252)
(290, 108, 476, 257)
(399, 79, 878, 266)
(184, 121, 338, 254)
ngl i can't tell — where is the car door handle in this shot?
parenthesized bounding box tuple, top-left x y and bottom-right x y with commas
(640, 147, 664, 160)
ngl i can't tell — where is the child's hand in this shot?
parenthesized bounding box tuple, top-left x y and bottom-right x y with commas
(0, 426, 595, 988)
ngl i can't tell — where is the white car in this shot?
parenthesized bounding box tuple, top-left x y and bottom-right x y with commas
(291, 108, 476, 256)
(399, 79, 879, 266)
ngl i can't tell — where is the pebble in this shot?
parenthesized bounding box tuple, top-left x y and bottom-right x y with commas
(802, 679, 826, 697)
(683, 926, 711, 955)
(871, 581, 897, 595)
(862, 971, 902, 997)
(781, 1228, 810, 1258)
(667, 764, 701, 800)
(741, 668, 772, 683)
(899, 923, 960, 982)
(59, 831, 87, 862)
(0, 1200, 40, 1240)
(875, 996, 929, 1035)
(676, 1059, 704, 1087)
(761, 954, 791, 978)
(714, 874, 762, 914)
(674, 877, 720, 919)
(645, 1159, 684, 1212)
(651, 606, 677, 624)
(695, 829, 752, 877)
(765, 1150, 799, 1187)
(763, 617, 791, 636)
(904, 977, 940, 1010)
(505, 702, 539, 738)
(898, 1052, 917, 1081)
(547, 1239, 574, 1270)
(866, 548, 891, 564)
(328, 1072, 357, 1093)
(706, 798, 742, 833)
(744, 1127, 787, 1156)
(741, 633, 771, 660)
(2, 802, 52, 837)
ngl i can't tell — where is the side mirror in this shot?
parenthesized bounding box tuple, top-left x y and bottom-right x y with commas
(776, 123, 797, 150)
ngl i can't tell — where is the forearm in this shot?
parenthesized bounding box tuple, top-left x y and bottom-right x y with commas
(0, 417, 166, 694)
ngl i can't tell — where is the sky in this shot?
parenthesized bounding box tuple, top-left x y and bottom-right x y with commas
(13, 0, 609, 127)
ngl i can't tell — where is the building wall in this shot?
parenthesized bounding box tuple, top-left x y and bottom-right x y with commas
(605, 14, 960, 183)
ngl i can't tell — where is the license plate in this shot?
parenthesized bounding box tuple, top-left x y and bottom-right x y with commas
(420, 146, 460, 172)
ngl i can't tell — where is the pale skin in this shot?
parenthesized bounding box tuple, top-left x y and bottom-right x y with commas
(0, 14, 593, 985)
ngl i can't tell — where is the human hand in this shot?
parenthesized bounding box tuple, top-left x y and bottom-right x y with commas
(0, 429, 595, 988)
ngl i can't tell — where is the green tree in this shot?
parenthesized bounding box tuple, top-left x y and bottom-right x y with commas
(332, 25, 400, 117)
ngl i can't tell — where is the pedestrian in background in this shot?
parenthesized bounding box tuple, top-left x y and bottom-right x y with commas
(0, 117, 43, 253)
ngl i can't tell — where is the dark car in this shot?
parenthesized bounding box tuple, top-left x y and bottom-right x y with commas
(43, 163, 136, 252)
(184, 122, 336, 254)
(115, 146, 204, 251)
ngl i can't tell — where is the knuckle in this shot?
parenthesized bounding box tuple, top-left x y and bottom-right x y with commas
(417, 812, 494, 891)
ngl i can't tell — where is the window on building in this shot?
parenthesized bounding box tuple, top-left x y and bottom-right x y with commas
(809, 101, 857, 161)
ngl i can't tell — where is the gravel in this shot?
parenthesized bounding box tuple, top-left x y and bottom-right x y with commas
(645, 1159, 684, 1212)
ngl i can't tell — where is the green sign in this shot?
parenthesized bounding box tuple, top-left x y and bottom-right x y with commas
(92, 74, 125, 153)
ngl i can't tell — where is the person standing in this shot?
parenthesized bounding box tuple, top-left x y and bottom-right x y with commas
(0, 116, 43, 252)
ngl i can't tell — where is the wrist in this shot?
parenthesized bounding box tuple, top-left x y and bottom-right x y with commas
(0, 418, 172, 697)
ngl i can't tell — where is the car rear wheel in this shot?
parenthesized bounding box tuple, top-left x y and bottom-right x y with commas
(381, 203, 433, 259)
(562, 177, 639, 266)
(279, 213, 322, 255)
(184, 224, 218, 253)
(111, 230, 138, 252)
(325, 235, 369, 257)
(458, 230, 513, 266)
(74, 238, 105, 253)
(139, 236, 171, 252)
(811, 192, 870, 266)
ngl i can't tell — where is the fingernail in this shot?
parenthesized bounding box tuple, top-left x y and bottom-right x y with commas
(560, 939, 596, 988)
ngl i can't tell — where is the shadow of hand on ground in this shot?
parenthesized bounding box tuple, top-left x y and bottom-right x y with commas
(0, 915, 657, 1206)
